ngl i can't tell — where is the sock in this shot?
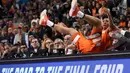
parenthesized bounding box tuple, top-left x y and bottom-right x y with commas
(77, 11, 85, 18)
(47, 20, 54, 27)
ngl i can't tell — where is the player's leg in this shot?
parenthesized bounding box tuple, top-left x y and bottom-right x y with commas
(39, 9, 94, 54)
(69, 0, 101, 27)
(39, 9, 78, 37)
(54, 23, 78, 36)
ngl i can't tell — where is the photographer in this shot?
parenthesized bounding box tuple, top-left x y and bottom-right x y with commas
(15, 44, 29, 58)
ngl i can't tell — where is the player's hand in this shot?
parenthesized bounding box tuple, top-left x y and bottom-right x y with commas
(99, 7, 110, 16)
(104, 8, 110, 14)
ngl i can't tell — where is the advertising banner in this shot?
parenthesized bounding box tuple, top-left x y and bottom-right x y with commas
(0, 58, 129, 73)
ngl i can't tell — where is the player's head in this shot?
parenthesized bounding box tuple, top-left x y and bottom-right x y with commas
(101, 14, 109, 30)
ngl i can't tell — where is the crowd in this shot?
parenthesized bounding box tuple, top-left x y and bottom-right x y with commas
(0, 0, 129, 60)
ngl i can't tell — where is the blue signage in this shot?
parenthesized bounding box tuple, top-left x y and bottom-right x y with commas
(0, 58, 130, 73)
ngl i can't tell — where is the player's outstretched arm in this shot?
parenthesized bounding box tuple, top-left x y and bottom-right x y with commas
(103, 8, 116, 30)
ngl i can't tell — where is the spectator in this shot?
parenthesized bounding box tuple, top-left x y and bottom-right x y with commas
(7, 27, 15, 44)
(42, 38, 54, 50)
(29, 19, 40, 38)
(84, 1, 92, 15)
(0, 26, 8, 42)
(29, 38, 41, 57)
(0, 42, 4, 59)
(64, 35, 77, 55)
(22, 25, 29, 48)
(52, 38, 65, 55)
(13, 27, 23, 45)
(92, 1, 97, 16)
(119, 15, 126, 29)
(42, 38, 57, 56)
(28, 35, 35, 51)
(95, 2, 101, 17)
(9, 45, 17, 59)
(41, 34, 49, 49)
(1, 43, 10, 59)
(15, 44, 29, 58)
(54, 38, 65, 49)
(7, 20, 15, 29)
(99, 0, 108, 15)
(13, 28, 18, 35)
(0, 19, 4, 28)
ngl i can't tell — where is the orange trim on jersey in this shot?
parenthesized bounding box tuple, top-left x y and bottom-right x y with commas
(72, 31, 103, 54)
(101, 30, 112, 50)
(90, 27, 102, 35)
(72, 32, 95, 54)
(71, 27, 113, 54)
